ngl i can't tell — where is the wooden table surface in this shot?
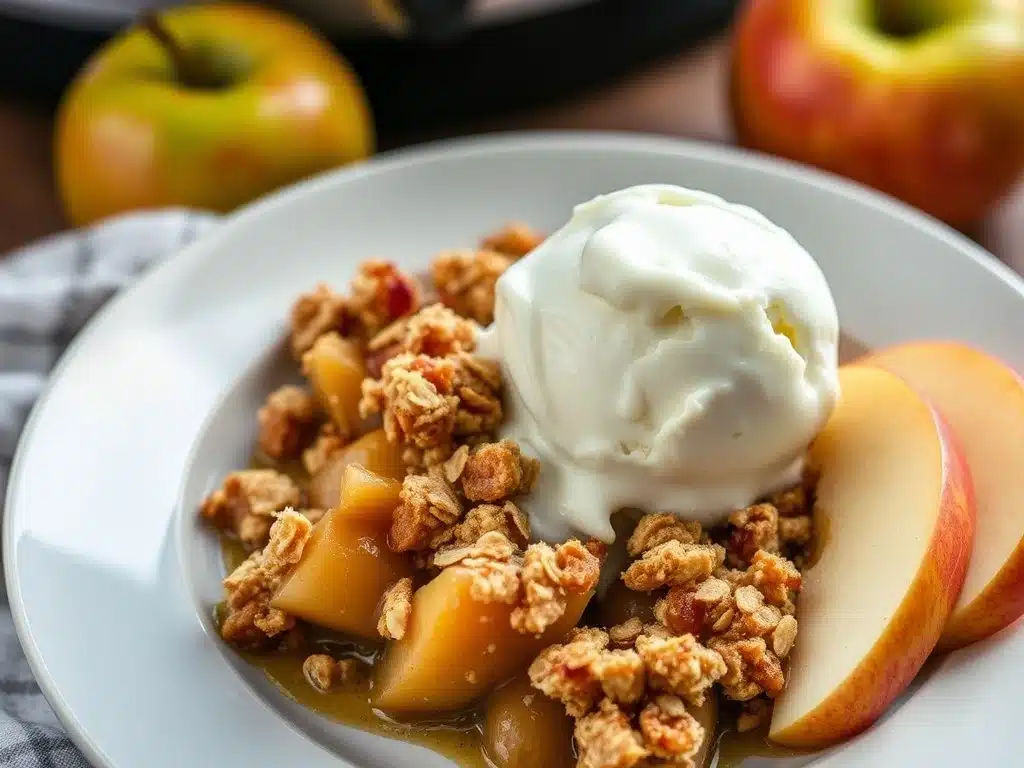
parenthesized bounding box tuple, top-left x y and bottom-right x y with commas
(2, 36, 1024, 271)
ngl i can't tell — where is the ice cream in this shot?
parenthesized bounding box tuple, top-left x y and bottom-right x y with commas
(478, 184, 840, 542)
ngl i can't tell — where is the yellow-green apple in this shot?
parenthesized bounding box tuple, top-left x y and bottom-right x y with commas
(770, 365, 975, 748)
(861, 341, 1024, 651)
(56, 2, 374, 227)
(731, 0, 1024, 226)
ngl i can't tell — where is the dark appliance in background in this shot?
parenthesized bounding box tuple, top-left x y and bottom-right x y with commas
(0, 0, 739, 139)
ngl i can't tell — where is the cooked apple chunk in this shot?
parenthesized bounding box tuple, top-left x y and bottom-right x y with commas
(371, 537, 599, 714)
(307, 428, 405, 509)
(482, 674, 575, 768)
(372, 567, 592, 713)
(302, 332, 366, 438)
(336, 464, 402, 523)
(271, 468, 413, 638)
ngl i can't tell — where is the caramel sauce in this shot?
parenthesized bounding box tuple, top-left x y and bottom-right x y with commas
(715, 721, 814, 767)
(220, 538, 490, 767)
(215, 331, 869, 767)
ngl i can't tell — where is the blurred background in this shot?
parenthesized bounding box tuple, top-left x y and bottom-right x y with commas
(0, 0, 1022, 267)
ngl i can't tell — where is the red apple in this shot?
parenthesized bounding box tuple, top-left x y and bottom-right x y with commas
(861, 341, 1024, 651)
(770, 365, 975, 748)
(730, 0, 1024, 226)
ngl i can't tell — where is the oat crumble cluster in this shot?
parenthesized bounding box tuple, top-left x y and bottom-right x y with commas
(290, 260, 422, 358)
(432, 222, 543, 325)
(198, 223, 816, 768)
(219, 509, 313, 650)
(528, 488, 808, 768)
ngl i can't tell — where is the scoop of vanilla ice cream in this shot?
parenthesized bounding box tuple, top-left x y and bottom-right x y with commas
(480, 184, 839, 542)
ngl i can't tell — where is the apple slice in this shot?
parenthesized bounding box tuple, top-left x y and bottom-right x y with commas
(861, 341, 1024, 651)
(769, 366, 974, 748)
(272, 466, 412, 638)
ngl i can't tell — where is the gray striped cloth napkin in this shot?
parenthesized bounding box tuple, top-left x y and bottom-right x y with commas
(0, 209, 219, 767)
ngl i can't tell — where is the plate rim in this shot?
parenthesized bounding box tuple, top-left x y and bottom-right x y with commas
(6, 129, 1024, 768)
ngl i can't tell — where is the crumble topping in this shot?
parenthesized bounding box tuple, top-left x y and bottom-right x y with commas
(440, 501, 530, 550)
(290, 284, 347, 359)
(634, 633, 726, 707)
(511, 540, 601, 634)
(524, 486, 810, 765)
(432, 531, 521, 603)
(771, 483, 809, 518)
(432, 530, 518, 567)
(431, 249, 513, 326)
(591, 649, 646, 706)
(368, 303, 478, 362)
(257, 386, 318, 461)
(726, 503, 779, 568)
(426, 224, 541, 327)
(389, 472, 464, 552)
(723, 487, 814, 568)
(301, 423, 345, 476)
(201, 469, 302, 551)
(360, 350, 502, 470)
(302, 654, 363, 693)
(450, 352, 503, 436)
(650, 555, 800, 701)
(575, 699, 649, 768)
(745, 550, 803, 609)
(360, 353, 459, 459)
(708, 636, 785, 701)
(627, 514, 704, 557)
(480, 222, 544, 258)
(778, 516, 813, 548)
(772, 614, 799, 658)
(358, 300, 503, 470)
(639, 694, 704, 765)
(528, 628, 611, 717)
(220, 509, 312, 649)
(622, 540, 725, 592)
(533, 627, 719, 766)
(346, 260, 422, 343)
(441, 445, 470, 483)
(458, 440, 539, 502)
(584, 545, 609, 567)
(377, 578, 414, 640)
(289, 262, 421, 359)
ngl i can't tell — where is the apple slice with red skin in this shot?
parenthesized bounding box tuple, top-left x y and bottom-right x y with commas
(861, 341, 1024, 651)
(769, 365, 975, 748)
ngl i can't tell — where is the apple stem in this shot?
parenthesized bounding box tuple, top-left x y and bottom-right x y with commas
(140, 12, 206, 88)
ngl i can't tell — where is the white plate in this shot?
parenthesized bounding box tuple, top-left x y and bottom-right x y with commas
(6, 133, 1024, 768)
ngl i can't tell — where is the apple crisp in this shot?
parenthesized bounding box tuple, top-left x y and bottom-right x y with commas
(377, 578, 414, 640)
(257, 385, 319, 460)
(201, 469, 302, 551)
(302, 654, 364, 693)
(220, 509, 312, 649)
(480, 222, 545, 258)
(199, 223, 819, 768)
